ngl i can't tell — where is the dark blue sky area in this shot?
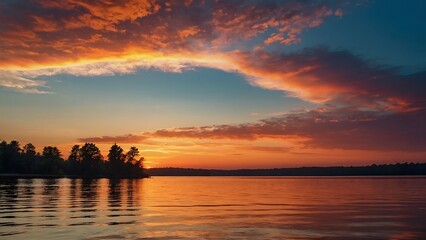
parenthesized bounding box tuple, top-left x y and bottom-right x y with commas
(282, 0, 426, 73)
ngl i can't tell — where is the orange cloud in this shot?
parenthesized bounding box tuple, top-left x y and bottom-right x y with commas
(35, 0, 160, 31)
(77, 134, 147, 144)
(2, 1, 425, 167)
(238, 145, 292, 153)
(0, 0, 341, 68)
(78, 105, 426, 152)
(229, 48, 425, 111)
(0, 1, 351, 95)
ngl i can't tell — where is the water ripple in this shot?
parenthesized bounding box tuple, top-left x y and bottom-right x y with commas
(0, 177, 425, 239)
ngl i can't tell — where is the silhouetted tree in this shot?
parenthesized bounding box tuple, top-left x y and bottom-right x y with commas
(108, 144, 125, 178)
(126, 147, 139, 164)
(23, 143, 36, 156)
(80, 143, 103, 177)
(0, 140, 8, 172)
(67, 145, 81, 175)
(0, 139, 149, 178)
(105, 144, 146, 178)
(9, 141, 21, 152)
(22, 143, 37, 174)
(125, 146, 145, 178)
(40, 146, 64, 175)
(68, 145, 81, 162)
(42, 146, 61, 159)
(0, 140, 21, 173)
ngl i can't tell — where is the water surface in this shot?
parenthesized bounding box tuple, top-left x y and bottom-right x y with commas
(1, 177, 425, 239)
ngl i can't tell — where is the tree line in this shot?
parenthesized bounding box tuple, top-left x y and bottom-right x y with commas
(146, 163, 426, 176)
(0, 140, 148, 178)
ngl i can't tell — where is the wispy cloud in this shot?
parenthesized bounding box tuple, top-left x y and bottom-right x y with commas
(0, 71, 50, 94)
(77, 134, 147, 144)
(237, 145, 292, 153)
(230, 48, 426, 111)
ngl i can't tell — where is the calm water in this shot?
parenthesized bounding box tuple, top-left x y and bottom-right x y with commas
(1, 177, 426, 239)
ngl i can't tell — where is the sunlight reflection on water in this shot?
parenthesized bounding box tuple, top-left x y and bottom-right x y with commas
(1, 177, 426, 239)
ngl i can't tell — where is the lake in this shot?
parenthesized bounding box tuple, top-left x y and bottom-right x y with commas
(1, 177, 426, 239)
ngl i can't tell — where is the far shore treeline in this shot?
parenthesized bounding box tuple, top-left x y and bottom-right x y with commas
(0, 140, 148, 178)
(146, 163, 426, 176)
(1, 140, 425, 178)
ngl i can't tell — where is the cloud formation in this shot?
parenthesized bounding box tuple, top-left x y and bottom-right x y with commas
(0, 70, 50, 94)
(0, 0, 341, 67)
(1, 0, 423, 112)
(0, 0, 344, 92)
(151, 106, 426, 152)
(77, 134, 147, 144)
(231, 48, 426, 111)
(2, 0, 425, 153)
(80, 106, 426, 152)
(77, 49, 426, 153)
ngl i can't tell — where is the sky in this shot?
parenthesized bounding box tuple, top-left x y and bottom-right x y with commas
(1, 0, 425, 169)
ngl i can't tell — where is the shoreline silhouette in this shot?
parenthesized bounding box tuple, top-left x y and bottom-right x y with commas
(145, 163, 426, 176)
(2, 140, 425, 178)
(0, 140, 148, 179)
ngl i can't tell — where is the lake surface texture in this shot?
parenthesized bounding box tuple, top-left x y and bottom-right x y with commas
(1, 177, 425, 239)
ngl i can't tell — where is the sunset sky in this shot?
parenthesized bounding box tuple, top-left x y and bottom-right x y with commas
(1, 0, 425, 169)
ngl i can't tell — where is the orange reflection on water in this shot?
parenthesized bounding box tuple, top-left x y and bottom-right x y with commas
(1, 177, 426, 239)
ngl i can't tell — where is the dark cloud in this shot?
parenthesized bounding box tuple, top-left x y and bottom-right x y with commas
(149, 106, 426, 152)
(77, 106, 426, 151)
(232, 47, 426, 111)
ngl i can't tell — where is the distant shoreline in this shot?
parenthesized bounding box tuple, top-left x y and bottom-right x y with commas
(2, 163, 425, 178)
(145, 162, 426, 176)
